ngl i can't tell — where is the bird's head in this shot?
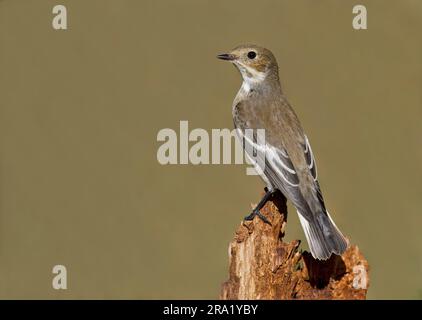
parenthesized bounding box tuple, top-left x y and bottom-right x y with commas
(217, 44, 279, 86)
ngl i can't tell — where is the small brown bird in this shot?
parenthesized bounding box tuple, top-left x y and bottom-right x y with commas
(218, 45, 348, 260)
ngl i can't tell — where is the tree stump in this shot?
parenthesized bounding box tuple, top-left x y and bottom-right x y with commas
(220, 192, 369, 300)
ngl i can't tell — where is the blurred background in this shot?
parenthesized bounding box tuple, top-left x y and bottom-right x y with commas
(0, 0, 421, 299)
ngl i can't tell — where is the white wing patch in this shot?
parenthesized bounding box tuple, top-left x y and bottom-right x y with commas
(265, 146, 299, 187)
(304, 135, 318, 181)
(236, 129, 318, 187)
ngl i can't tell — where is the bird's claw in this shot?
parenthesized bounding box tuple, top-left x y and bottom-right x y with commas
(244, 210, 272, 226)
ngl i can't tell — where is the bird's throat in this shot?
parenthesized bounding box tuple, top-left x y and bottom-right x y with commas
(235, 63, 281, 97)
(240, 72, 266, 94)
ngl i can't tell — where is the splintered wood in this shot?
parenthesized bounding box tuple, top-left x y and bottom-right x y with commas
(220, 194, 369, 300)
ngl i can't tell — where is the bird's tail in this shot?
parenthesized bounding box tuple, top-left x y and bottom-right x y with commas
(297, 210, 348, 260)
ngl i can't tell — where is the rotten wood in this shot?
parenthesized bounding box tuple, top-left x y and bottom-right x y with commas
(220, 192, 369, 300)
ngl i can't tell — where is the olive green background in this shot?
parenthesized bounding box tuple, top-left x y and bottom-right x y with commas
(0, 0, 421, 299)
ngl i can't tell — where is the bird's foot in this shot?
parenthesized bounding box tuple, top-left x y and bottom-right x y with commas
(244, 209, 272, 225)
(243, 187, 275, 225)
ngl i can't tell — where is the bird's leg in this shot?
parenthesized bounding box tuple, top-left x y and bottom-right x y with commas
(244, 187, 275, 225)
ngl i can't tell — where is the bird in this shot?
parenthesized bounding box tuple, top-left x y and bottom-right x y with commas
(217, 44, 348, 260)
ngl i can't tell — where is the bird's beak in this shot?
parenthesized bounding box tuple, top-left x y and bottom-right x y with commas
(217, 53, 237, 61)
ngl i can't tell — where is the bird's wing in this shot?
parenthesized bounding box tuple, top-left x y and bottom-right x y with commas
(263, 136, 324, 220)
(303, 135, 318, 181)
(265, 135, 317, 185)
(238, 127, 321, 219)
(234, 98, 324, 221)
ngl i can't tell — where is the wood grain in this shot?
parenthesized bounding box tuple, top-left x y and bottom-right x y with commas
(220, 192, 369, 300)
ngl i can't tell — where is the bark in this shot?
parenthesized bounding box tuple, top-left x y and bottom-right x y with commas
(220, 192, 369, 300)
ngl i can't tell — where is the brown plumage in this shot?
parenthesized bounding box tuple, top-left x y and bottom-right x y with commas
(218, 45, 348, 260)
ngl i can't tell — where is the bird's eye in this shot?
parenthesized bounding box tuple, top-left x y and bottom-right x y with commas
(247, 51, 256, 59)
